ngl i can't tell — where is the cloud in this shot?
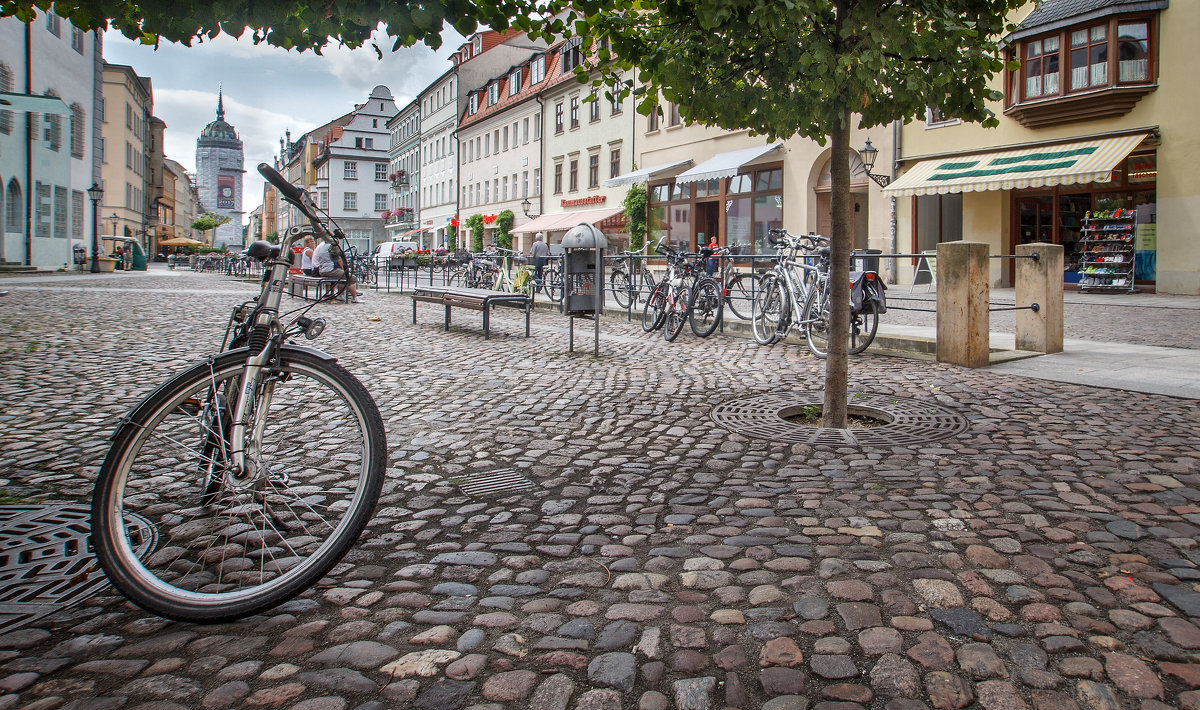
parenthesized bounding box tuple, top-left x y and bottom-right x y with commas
(102, 24, 466, 222)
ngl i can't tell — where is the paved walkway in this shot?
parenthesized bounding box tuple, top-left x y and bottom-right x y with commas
(1, 269, 1200, 710)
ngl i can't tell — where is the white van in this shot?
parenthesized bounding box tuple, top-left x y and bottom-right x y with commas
(373, 240, 419, 266)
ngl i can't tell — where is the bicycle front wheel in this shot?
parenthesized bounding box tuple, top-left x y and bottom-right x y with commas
(91, 347, 386, 623)
(642, 282, 667, 332)
(611, 270, 632, 309)
(689, 277, 724, 338)
(664, 286, 691, 342)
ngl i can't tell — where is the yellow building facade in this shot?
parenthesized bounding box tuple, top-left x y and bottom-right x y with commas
(888, 0, 1197, 294)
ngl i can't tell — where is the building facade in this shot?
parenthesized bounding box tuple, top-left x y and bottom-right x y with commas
(0, 13, 102, 268)
(161, 157, 200, 244)
(523, 55, 635, 250)
(886, 0, 1196, 294)
(310, 85, 398, 254)
(417, 70, 458, 249)
(385, 99, 420, 240)
(194, 91, 244, 248)
(99, 62, 159, 254)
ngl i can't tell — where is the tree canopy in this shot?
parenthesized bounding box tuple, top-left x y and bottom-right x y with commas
(0, 0, 535, 51)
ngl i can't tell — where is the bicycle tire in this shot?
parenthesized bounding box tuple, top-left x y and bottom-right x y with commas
(724, 273, 757, 321)
(446, 270, 464, 288)
(611, 270, 632, 309)
(689, 277, 724, 338)
(803, 288, 832, 358)
(641, 282, 667, 332)
(545, 266, 564, 303)
(664, 286, 690, 342)
(91, 347, 386, 623)
(751, 273, 785, 345)
(849, 299, 880, 355)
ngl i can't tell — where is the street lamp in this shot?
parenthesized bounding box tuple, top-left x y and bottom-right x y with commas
(109, 213, 119, 239)
(520, 197, 533, 218)
(86, 183, 103, 273)
(859, 139, 892, 188)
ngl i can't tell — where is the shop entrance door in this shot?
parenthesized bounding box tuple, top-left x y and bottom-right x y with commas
(816, 193, 860, 246)
(694, 201, 720, 250)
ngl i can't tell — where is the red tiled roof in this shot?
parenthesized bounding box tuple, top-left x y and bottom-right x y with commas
(459, 41, 590, 129)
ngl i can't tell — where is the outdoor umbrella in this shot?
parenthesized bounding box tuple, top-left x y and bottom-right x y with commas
(158, 237, 206, 247)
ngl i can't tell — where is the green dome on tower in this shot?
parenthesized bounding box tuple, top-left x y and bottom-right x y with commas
(199, 88, 240, 142)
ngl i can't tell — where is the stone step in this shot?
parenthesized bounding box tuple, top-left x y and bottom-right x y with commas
(0, 263, 38, 273)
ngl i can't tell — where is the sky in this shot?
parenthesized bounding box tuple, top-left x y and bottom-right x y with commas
(102, 26, 467, 222)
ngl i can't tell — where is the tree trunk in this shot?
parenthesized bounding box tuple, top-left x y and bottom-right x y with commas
(821, 105, 853, 428)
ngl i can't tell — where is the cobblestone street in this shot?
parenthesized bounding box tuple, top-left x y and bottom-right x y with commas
(2, 267, 1200, 710)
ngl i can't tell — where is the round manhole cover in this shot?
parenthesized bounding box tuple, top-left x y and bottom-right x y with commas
(0, 505, 155, 633)
(710, 392, 969, 447)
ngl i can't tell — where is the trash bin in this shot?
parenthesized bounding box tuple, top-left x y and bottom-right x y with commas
(852, 249, 882, 274)
(561, 223, 608, 316)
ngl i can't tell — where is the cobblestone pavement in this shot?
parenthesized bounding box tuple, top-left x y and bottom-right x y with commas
(2, 268, 1200, 710)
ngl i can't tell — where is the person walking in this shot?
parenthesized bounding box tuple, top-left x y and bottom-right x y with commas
(530, 233, 550, 285)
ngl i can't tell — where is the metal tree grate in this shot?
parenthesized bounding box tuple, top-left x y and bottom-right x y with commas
(710, 391, 969, 447)
(0, 505, 155, 634)
(452, 469, 536, 497)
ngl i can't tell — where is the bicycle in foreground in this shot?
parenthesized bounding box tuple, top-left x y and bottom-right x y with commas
(752, 228, 885, 358)
(90, 163, 387, 623)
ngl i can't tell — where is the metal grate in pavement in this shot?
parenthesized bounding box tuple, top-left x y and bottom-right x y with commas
(451, 469, 536, 497)
(710, 391, 969, 447)
(0, 505, 156, 634)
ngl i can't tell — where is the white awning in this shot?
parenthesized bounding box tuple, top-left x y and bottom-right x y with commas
(883, 134, 1148, 197)
(674, 143, 783, 184)
(511, 207, 625, 234)
(603, 159, 694, 187)
(0, 91, 70, 115)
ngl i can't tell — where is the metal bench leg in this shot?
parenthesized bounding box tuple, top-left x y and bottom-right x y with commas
(412, 298, 417, 324)
(444, 303, 450, 331)
(483, 305, 490, 340)
(525, 302, 530, 337)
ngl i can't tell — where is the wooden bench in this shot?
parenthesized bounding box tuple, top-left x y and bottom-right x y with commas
(288, 274, 349, 302)
(410, 286, 531, 339)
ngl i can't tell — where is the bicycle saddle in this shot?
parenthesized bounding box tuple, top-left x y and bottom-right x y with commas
(245, 240, 280, 261)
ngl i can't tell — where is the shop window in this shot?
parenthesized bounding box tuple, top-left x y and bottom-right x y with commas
(1127, 154, 1156, 184)
(915, 194, 963, 254)
(5, 180, 21, 231)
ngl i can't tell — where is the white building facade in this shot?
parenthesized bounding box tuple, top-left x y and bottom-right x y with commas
(385, 99, 420, 239)
(311, 85, 398, 255)
(0, 13, 102, 268)
(417, 70, 457, 249)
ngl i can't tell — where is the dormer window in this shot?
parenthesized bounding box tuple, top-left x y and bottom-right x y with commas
(473, 36, 483, 54)
(468, 93, 479, 115)
(487, 82, 499, 106)
(508, 68, 522, 95)
(562, 38, 585, 73)
(530, 55, 546, 84)
(1005, 7, 1160, 129)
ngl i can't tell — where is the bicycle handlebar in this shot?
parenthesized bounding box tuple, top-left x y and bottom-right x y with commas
(258, 163, 307, 207)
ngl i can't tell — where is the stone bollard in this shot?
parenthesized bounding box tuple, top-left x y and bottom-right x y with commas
(936, 241, 990, 368)
(1015, 242, 1063, 354)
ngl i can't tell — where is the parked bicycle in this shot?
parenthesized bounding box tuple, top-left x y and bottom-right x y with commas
(751, 228, 885, 358)
(642, 243, 707, 342)
(610, 248, 657, 309)
(90, 163, 387, 623)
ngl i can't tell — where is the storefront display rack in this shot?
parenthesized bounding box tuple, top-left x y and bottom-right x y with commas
(1077, 208, 1136, 293)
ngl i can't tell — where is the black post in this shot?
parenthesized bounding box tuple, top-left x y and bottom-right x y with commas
(88, 184, 102, 273)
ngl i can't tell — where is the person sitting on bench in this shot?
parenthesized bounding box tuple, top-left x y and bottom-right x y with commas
(313, 240, 364, 303)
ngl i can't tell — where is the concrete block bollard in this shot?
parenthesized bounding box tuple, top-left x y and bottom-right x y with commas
(1015, 243, 1063, 354)
(936, 241, 990, 368)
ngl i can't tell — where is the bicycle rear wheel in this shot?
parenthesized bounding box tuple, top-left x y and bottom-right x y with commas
(611, 270, 632, 309)
(849, 300, 879, 354)
(724, 273, 757, 321)
(91, 347, 386, 623)
(689, 277, 724, 338)
(751, 273, 786, 345)
(545, 265, 564, 303)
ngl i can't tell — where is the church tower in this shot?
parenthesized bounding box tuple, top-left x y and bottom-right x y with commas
(195, 89, 245, 247)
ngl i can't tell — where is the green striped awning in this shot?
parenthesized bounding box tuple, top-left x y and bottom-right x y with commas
(883, 134, 1147, 197)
